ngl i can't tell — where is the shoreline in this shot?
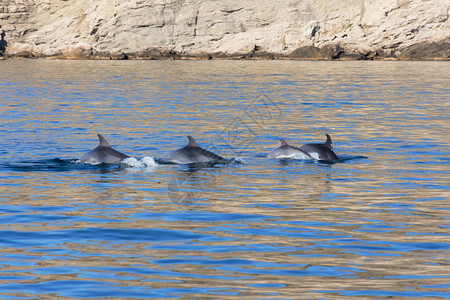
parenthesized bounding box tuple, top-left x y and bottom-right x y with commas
(2, 42, 449, 61)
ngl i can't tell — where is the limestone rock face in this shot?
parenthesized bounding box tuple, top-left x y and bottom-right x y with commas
(0, 0, 448, 59)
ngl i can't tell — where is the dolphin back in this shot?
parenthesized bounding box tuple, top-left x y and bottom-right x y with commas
(165, 136, 225, 164)
(80, 134, 129, 164)
(299, 134, 339, 162)
(166, 145, 225, 164)
(80, 145, 129, 164)
(267, 139, 312, 160)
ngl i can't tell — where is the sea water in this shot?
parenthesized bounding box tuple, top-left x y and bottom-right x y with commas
(0, 60, 449, 298)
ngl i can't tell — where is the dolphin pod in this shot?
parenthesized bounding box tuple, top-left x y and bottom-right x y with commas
(268, 134, 339, 162)
(80, 133, 340, 164)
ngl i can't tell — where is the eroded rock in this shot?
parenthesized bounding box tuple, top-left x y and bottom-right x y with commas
(0, 0, 448, 60)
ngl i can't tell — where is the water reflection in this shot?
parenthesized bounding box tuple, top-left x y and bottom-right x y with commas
(0, 60, 448, 298)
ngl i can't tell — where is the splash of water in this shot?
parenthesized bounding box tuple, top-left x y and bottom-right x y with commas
(121, 157, 158, 170)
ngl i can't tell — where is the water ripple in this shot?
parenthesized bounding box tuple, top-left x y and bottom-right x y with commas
(0, 60, 448, 299)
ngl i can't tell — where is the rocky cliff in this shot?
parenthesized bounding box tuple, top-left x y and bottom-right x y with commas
(0, 0, 449, 60)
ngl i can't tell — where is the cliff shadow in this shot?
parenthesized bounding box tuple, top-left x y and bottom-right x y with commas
(0, 25, 7, 55)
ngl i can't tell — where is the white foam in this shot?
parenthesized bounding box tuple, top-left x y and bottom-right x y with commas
(231, 157, 246, 164)
(75, 159, 101, 165)
(121, 157, 158, 170)
(308, 152, 321, 160)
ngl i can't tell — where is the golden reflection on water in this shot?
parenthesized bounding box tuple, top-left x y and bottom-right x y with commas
(1, 165, 448, 298)
(0, 60, 449, 298)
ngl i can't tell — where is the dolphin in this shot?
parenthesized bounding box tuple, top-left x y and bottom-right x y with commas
(299, 134, 339, 162)
(80, 134, 129, 164)
(267, 139, 312, 160)
(164, 135, 225, 165)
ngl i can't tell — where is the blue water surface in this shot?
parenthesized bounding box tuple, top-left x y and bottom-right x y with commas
(0, 60, 449, 299)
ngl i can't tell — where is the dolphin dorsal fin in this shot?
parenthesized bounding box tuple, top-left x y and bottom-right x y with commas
(97, 134, 110, 147)
(279, 139, 289, 146)
(187, 135, 198, 147)
(324, 134, 333, 150)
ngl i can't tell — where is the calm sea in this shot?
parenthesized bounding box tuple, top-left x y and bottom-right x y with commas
(0, 60, 449, 299)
